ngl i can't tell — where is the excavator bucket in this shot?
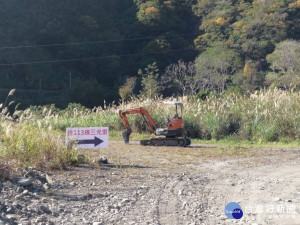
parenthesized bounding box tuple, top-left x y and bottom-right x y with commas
(122, 129, 132, 144)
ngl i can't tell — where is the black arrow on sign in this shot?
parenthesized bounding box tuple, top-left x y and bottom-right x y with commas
(77, 136, 104, 147)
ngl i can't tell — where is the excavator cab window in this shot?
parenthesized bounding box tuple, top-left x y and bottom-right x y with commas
(166, 103, 183, 122)
(175, 105, 183, 118)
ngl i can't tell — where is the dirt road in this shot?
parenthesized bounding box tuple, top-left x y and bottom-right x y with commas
(1, 141, 300, 225)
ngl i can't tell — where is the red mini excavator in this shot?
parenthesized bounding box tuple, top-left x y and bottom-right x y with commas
(119, 102, 191, 147)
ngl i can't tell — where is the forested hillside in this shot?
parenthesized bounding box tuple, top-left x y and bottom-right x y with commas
(0, 0, 299, 108)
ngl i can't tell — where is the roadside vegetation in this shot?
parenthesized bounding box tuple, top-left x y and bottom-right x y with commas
(1, 88, 300, 178)
(30, 88, 300, 143)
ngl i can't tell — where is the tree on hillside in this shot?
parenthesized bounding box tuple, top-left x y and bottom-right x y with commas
(232, 60, 265, 93)
(193, 0, 235, 51)
(139, 62, 161, 98)
(163, 60, 199, 96)
(266, 40, 300, 88)
(227, 0, 290, 60)
(137, 1, 161, 25)
(288, 0, 300, 40)
(194, 43, 242, 93)
(193, 0, 292, 61)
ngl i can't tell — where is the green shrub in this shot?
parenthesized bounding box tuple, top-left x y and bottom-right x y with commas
(195, 90, 210, 100)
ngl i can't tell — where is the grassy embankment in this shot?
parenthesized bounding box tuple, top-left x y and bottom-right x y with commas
(1, 89, 300, 177)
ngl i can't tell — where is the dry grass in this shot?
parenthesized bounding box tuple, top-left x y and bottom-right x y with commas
(29, 89, 299, 142)
(0, 121, 77, 171)
(1, 88, 300, 174)
(9, 88, 300, 143)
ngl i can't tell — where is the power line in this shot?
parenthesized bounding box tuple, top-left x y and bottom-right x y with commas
(0, 47, 195, 66)
(0, 32, 199, 50)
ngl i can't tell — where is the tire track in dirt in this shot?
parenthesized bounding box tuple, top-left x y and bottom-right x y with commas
(156, 175, 183, 225)
(153, 173, 210, 225)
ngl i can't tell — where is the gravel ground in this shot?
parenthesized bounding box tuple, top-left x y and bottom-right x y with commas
(1, 141, 300, 225)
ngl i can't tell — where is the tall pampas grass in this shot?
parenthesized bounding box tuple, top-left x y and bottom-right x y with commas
(20, 89, 300, 142)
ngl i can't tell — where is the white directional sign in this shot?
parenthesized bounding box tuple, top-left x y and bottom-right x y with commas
(66, 127, 109, 149)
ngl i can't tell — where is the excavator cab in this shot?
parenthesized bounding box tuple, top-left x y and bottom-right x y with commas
(155, 102, 185, 137)
(165, 102, 182, 122)
(119, 102, 191, 147)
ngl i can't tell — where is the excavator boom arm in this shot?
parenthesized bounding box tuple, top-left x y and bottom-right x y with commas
(119, 107, 157, 133)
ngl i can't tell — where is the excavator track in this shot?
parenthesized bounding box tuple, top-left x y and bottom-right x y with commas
(140, 138, 191, 147)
